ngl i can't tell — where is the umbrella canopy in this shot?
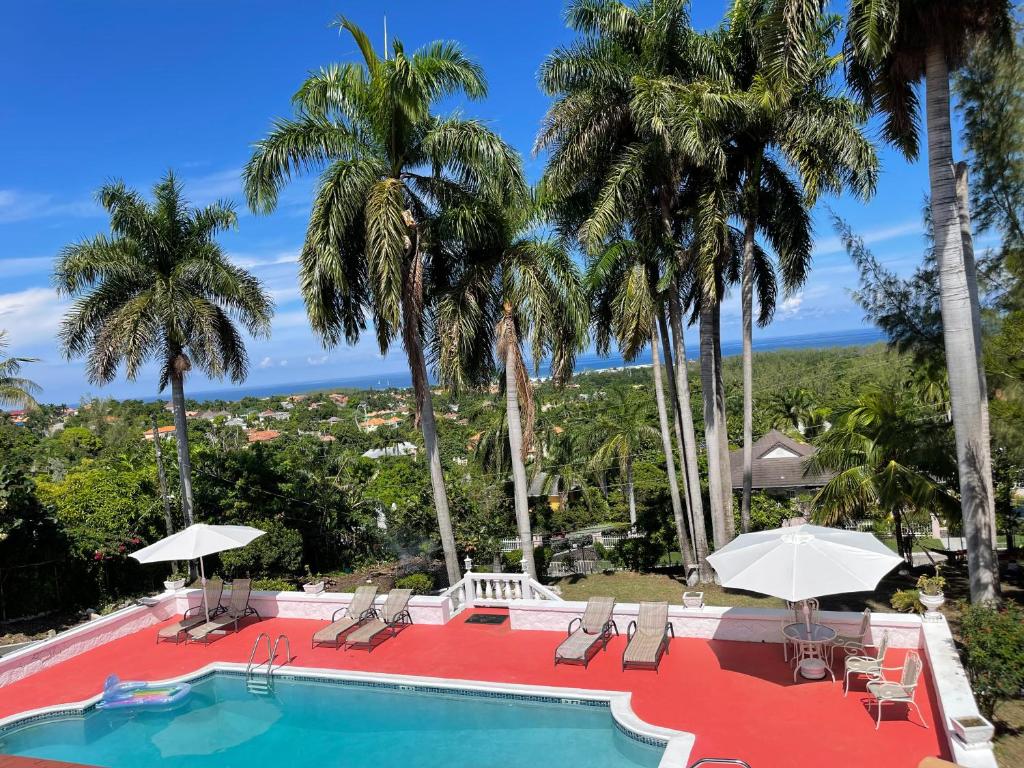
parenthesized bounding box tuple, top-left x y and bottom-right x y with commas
(131, 524, 265, 622)
(130, 524, 266, 563)
(706, 524, 903, 603)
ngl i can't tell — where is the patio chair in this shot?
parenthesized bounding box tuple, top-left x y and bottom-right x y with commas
(343, 589, 413, 651)
(187, 579, 260, 644)
(156, 579, 225, 644)
(622, 601, 673, 672)
(554, 596, 617, 668)
(833, 608, 872, 656)
(843, 630, 889, 696)
(866, 650, 928, 729)
(311, 585, 378, 649)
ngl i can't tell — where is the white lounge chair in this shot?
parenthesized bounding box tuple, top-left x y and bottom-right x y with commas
(554, 596, 617, 667)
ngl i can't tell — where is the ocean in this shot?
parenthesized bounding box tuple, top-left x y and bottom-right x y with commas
(175, 327, 884, 404)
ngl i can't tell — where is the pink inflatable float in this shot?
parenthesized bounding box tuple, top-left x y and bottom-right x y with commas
(97, 674, 191, 710)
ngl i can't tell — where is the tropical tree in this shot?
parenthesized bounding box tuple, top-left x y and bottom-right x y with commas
(435, 202, 587, 579)
(807, 383, 959, 561)
(243, 18, 525, 585)
(538, 0, 719, 568)
(54, 173, 273, 534)
(767, 386, 829, 437)
(835, 0, 1013, 603)
(0, 331, 40, 409)
(722, 0, 877, 532)
(588, 388, 660, 525)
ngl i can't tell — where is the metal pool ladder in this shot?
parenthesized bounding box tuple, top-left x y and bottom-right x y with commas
(245, 632, 291, 694)
(689, 760, 751, 767)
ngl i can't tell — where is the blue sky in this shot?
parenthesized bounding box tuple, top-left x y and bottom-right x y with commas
(0, 1, 982, 404)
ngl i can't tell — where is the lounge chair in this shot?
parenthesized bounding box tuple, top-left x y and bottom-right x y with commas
(187, 579, 259, 644)
(866, 650, 927, 729)
(157, 580, 225, 644)
(622, 601, 673, 671)
(343, 589, 413, 651)
(311, 585, 378, 649)
(844, 630, 890, 695)
(554, 596, 617, 667)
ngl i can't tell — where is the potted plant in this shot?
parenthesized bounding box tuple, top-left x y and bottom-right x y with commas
(163, 569, 187, 592)
(302, 565, 325, 595)
(916, 570, 945, 620)
(950, 714, 995, 747)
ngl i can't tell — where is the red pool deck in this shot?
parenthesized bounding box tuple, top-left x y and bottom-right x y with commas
(0, 610, 949, 768)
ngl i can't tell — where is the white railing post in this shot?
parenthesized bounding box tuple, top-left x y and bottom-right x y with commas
(520, 558, 532, 600)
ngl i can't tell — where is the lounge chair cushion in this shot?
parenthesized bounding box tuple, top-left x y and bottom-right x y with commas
(623, 630, 665, 665)
(312, 615, 361, 645)
(345, 617, 387, 646)
(555, 628, 602, 661)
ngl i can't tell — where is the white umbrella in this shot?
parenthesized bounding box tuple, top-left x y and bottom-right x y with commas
(131, 524, 266, 622)
(706, 524, 902, 626)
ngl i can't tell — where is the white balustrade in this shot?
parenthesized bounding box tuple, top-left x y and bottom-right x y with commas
(439, 569, 561, 614)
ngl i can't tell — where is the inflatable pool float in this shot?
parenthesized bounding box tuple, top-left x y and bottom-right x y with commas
(97, 674, 191, 710)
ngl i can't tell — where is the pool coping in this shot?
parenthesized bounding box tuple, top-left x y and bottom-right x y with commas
(0, 663, 696, 768)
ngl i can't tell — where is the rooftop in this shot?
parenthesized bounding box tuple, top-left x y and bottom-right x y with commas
(729, 429, 835, 491)
(0, 604, 950, 768)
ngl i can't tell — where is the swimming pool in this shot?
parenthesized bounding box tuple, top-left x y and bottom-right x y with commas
(0, 671, 667, 767)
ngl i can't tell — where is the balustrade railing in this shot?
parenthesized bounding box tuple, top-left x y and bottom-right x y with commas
(440, 558, 562, 615)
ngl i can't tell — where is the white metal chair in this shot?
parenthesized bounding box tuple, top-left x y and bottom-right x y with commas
(782, 598, 820, 663)
(843, 630, 889, 696)
(833, 608, 872, 655)
(866, 650, 928, 729)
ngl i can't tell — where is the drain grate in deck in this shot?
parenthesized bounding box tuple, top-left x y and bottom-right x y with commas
(465, 614, 508, 625)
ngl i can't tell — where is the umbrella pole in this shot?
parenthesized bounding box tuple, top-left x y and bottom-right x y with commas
(200, 557, 210, 624)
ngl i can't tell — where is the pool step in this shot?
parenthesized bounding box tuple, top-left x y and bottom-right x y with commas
(246, 678, 273, 695)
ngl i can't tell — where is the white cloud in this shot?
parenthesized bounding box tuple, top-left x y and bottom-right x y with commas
(0, 190, 99, 223)
(779, 291, 804, 318)
(258, 356, 274, 369)
(279, 359, 288, 367)
(814, 219, 922, 258)
(184, 168, 243, 207)
(0, 287, 66, 347)
(306, 354, 328, 366)
(0, 255, 55, 279)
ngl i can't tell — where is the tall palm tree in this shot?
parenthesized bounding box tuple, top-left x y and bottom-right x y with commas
(243, 19, 525, 585)
(807, 383, 959, 561)
(767, 386, 829, 437)
(0, 331, 41, 409)
(54, 172, 273, 531)
(435, 202, 587, 578)
(589, 389, 660, 525)
(538, 0, 721, 569)
(722, 0, 877, 533)
(838, 0, 1012, 603)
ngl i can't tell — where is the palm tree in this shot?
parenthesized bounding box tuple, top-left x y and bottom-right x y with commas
(722, 0, 877, 533)
(436, 202, 587, 578)
(0, 331, 41, 409)
(807, 383, 959, 561)
(54, 172, 273, 532)
(589, 390, 661, 526)
(538, 0, 719, 568)
(243, 18, 525, 586)
(837, 0, 1012, 603)
(767, 386, 829, 437)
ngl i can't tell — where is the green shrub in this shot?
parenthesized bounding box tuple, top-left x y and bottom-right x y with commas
(958, 602, 1024, 719)
(219, 519, 303, 577)
(533, 545, 552, 576)
(502, 549, 523, 571)
(395, 572, 434, 595)
(252, 577, 295, 592)
(916, 572, 945, 596)
(611, 537, 664, 572)
(889, 589, 921, 613)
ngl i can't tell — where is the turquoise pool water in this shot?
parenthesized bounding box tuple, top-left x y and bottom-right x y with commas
(0, 673, 665, 768)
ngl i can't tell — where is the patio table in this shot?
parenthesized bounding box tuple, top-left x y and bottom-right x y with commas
(784, 622, 837, 682)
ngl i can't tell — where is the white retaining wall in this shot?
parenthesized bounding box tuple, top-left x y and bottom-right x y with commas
(509, 600, 924, 648)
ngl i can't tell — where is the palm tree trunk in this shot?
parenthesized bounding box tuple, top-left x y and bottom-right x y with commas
(925, 45, 999, 603)
(740, 212, 757, 534)
(402, 246, 461, 587)
(652, 323, 694, 568)
(955, 161, 997, 547)
(700, 305, 728, 550)
(169, 370, 194, 529)
(625, 456, 637, 526)
(668, 289, 710, 576)
(658, 309, 696, 559)
(151, 416, 176, 537)
(505, 337, 538, 579)
(712, 301, 735, 541)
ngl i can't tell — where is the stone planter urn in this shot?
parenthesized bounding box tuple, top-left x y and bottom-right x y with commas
(918, 590, 945, 620)
(682, 591, 704, 609)
(163, 578, 186, 592)
(303, 581, 325, 595)
(951, 715, 995, 748)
